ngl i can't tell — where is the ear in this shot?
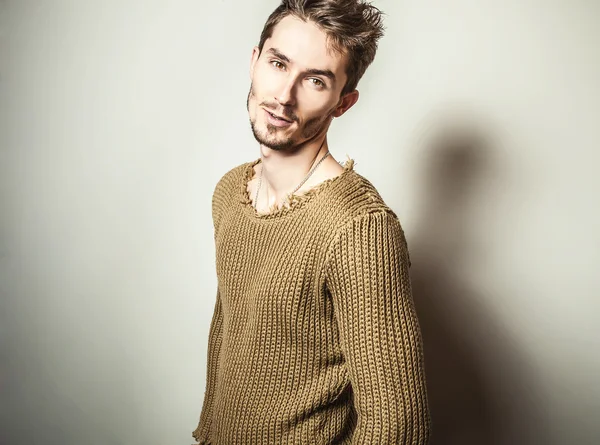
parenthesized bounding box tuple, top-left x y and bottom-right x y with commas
(333, 90, 360, 118)
(250, 46, 260, 80)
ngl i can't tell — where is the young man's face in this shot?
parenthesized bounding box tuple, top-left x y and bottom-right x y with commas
(247, 15, 358, 151)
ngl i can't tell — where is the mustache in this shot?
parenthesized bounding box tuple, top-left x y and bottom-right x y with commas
(260, 101, 298, 122)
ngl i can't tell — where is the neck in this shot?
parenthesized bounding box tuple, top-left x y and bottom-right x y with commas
(258, 136, 331, 204)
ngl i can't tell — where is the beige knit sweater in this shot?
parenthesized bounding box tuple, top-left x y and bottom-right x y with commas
(192, 157, 431, 444)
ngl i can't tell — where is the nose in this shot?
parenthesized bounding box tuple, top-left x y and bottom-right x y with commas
(275, 76, 296, 107)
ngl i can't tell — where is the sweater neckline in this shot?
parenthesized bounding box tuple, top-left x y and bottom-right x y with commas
(239, 155, 356, 219)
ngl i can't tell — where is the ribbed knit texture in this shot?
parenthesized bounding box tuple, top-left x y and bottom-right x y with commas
(192, 157, 431, 444)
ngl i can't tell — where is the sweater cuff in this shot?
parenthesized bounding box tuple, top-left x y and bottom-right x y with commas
(192, 424, 211, 444)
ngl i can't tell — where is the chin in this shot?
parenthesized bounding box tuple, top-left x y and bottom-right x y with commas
(261, 135, 296, 151)
(251, 120, 296, 151)
(256, 131, 296, 151)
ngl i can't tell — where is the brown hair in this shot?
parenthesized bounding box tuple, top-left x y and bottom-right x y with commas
(257, 0, 385, 96)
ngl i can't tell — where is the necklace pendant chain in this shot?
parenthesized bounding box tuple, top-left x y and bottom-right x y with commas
(254, 148, 331, 211)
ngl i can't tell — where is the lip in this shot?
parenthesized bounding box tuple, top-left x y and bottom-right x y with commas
(263, 108, 294, 127)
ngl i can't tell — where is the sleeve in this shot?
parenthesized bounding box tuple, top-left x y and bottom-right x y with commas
(324, 210, 431, 444)
(191, 289, 224, 444)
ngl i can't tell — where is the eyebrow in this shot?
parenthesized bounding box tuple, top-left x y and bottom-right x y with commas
(266, 47, 337, 83)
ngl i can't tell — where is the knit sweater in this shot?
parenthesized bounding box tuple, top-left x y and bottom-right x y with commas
(192, 157, 431, 444)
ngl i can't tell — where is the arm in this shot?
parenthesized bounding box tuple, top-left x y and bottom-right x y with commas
(325, 211, 431, 444)
(192, 290, 223, 445)
(192, 174, 229, 443)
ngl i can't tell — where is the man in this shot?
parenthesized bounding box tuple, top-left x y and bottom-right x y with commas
(192, 1, 431, 443)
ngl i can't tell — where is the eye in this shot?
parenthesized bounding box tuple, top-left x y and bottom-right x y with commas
(271, 60, 285, 70)
(309, 78, 325, 88)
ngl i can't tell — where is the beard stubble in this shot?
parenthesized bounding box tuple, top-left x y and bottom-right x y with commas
(247, 83, 335, 152)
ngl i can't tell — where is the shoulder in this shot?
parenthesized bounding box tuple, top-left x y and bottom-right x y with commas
(326, 169, 401, 228)
(212, 160, 253, 200)
(323, 168, 410, 255)
(211, 159, 256, 226)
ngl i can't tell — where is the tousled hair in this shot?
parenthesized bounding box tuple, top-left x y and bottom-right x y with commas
(257, 0, 385, 96)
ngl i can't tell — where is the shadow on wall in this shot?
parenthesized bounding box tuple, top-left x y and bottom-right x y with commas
(407, 113, 548, 445)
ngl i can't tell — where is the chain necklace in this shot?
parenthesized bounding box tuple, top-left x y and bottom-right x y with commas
(254, 145, 330, 211)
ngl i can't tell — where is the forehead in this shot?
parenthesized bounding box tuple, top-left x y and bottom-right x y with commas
(265, 15, 348, 79)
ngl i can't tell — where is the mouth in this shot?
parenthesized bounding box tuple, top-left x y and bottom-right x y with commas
(264, 108, 293, 123)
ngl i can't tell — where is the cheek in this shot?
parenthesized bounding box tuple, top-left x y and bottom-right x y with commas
(253, 65, 280, 98)
(300, 101, 335, 122)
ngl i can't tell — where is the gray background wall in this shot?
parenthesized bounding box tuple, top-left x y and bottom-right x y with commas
(1, 1, 598, 444)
